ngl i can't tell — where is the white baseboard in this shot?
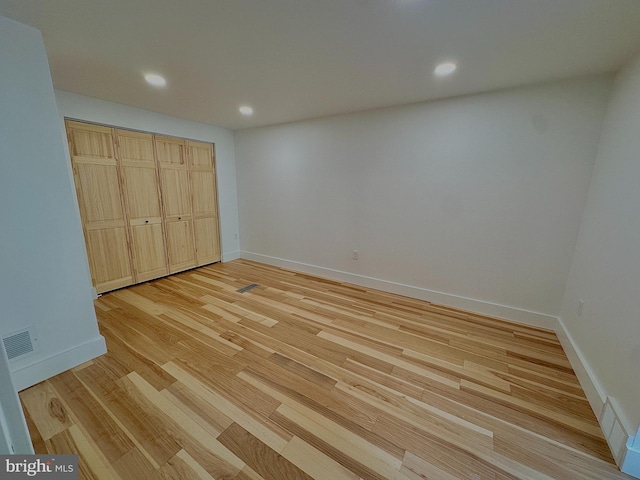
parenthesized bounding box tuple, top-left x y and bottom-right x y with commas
(239, 251, 557, 330)
(222, 250, 240, 262)
(555, 317, 607, 418)
(12, 335, 107, 391)
(600, 397, 632, 466)
(556, 317, 638, 476)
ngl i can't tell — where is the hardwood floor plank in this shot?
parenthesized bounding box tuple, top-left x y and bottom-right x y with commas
(239, 368, 403, 460)
(218, 423, 313, 480)
(460, 379, 603, 438)
(400, 450, 461, 480)
(162, 362, 291, 453)
(341, 358, 425, 400)
(319, 330, 461, 389)
(97, 321, 177, 391)
(158, 451, 212, 480)
(232, 465, 266, 480)
(66, 425, 121, 480)
(161, 383, 234, 437)
(48, 372, 135, 463)
(124, 372, 245, 476)
(97, 308, 177, 366)
(268, 352, 338, 389)
(22, 403, 47, 454)
(19, 259, 629, 479)
(20, 381, 74, 441)
(273, 404, 410, 480)
(74, 364, 182, 468)
(171, 355, 280, 419)
(280, 435, 360, 480)
(46, 426, 120, 480)
(159, 310, 243, 356)
(419, 378, 614, 461)
(335, 379, 495, 454)
(111, 448, 158, 480)
(372, 412, 541, 480)
(239, 369, 406, 471)
(494, 427, 632, 480)
(172, 450, 216, 480)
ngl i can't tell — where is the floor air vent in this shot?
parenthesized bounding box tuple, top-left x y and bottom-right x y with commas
(237, 283, 259, 293)
(2, 328, 36, 361)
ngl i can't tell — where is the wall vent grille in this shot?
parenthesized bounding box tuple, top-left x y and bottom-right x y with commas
(2, 329, 35, 360)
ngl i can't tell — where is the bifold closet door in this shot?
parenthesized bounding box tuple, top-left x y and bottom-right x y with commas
(67, 120, 221, 293)
(66, 121, 133, 292)
(155, 135, 197, 273)
(188, 141, 221, 266)
(116, 129, 168, 282)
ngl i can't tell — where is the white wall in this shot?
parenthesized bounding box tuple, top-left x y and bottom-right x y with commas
(559, 53, 640, 435)
(0, 16, 105, 390)
(55, 91, 241, 262)
(235, 77, 612, 326)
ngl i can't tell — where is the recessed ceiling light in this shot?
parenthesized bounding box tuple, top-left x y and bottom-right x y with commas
(434, 62, 457, 77)
(144, 73, 166, 87)
(239, 105, 254, 116)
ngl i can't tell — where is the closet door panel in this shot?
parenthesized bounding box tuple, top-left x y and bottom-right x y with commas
(75, 164, 124, 223)
(194, 217, 220, 264)
(84, 227, 132, 291)
(69, 125, 114, 160)
(189, 142, 214, 168)
(67, 121, 133, 293)
(160, 169, 191, 218)
(130, 223, 167, 280)
(188, 141, 221, 265)
(156, 135, 196, 273)
(116, 130, 168, 282)
(122, 167, 162, 218)
(156, 138, 186, 167)
(191, 170, 216, 215)
(165, 220, 196, 272)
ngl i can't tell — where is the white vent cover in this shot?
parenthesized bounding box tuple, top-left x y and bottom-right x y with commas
(2, 328, 37, 361)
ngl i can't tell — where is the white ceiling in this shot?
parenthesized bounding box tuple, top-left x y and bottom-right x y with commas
(2, 0, 640, 130)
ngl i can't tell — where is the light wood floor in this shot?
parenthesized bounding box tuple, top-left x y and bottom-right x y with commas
(21, 260, 631, 479)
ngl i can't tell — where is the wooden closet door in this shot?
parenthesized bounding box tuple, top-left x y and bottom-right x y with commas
(188, 141, 221, 266)
(155, 136, 197, 273)
(66, 121, 133, 293)
(116, 129, 168, 282)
